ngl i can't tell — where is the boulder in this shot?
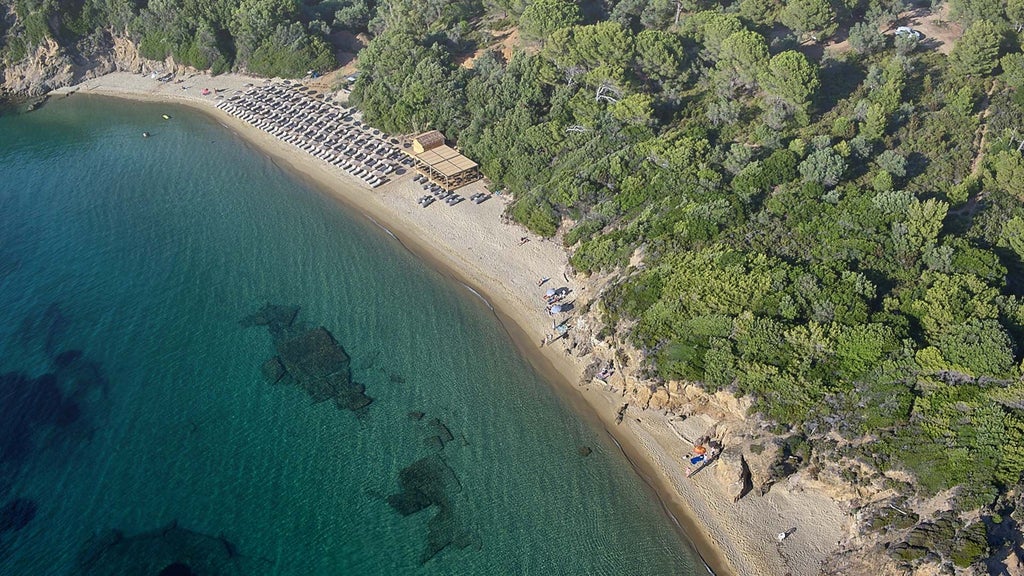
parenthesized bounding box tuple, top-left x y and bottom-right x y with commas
(632, 384, 654, 410)
(578, 446, 592, 457)
(580, 359, 601, 385)
(648, 386, 672, 410)
(714, 447, 752, 502)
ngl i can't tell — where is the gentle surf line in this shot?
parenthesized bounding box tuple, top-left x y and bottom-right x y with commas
(605, 430, 718, 576)
(365, 214, 495, 312)
(365, 215, 399, 243)
(460, 283, 494, 310)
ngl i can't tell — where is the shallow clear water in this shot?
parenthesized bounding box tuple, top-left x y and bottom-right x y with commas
(0, 96, 702, 575)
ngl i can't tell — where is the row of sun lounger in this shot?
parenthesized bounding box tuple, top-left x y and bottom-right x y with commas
(411, 175, 492, 208)
(215, 83, 412, 188)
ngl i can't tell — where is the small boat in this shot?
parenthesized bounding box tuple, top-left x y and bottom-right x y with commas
(142, 132, 150, 138)
(162, 114, 171, 120)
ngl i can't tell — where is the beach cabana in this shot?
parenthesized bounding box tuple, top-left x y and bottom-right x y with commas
(404, 131, 482, 191)
(412, 130, 445, 154)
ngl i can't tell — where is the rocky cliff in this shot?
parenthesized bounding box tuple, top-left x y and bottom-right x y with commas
(564, 269, 1009, 575)
(1, 27, 161, 102)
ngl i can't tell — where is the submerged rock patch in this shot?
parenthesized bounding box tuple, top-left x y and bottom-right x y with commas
(158, 562, 195, 576)
(18, 303, 68, 356)
(389, 414, 479, 563)
(240, 303, 300, 339)
(387, 454, 476, 564)
(245, 305, 373, 411)
(0, 498, 37, 534)
(0, 371, 82, 464)
(76, 522, 251, 575)
(54, 349, 83, 369)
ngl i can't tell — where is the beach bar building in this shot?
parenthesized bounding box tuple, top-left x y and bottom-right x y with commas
(405, 131, 482, 190)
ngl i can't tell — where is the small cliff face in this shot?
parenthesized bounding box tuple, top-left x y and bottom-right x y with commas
(0, 28, 155, 101)
(566, 272, 978, 575)
(2, 37, 73, 97)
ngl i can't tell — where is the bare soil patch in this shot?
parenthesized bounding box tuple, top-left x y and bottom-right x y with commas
(457, 27, 521, 69)
(827, 3, 962, 56)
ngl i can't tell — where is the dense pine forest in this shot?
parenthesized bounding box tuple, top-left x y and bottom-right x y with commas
(5, 0, 1024, 571)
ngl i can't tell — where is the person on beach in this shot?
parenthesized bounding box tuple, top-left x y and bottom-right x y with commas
(519, 236, 529, 246)
(537, 277, 549, 286)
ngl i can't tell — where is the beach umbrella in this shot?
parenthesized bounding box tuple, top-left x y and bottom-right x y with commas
(550, 305, 563, 314)
(545, 288, 556, 296)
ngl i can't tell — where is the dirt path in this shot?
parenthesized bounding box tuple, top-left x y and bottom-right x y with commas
(457, 27, 521, 68)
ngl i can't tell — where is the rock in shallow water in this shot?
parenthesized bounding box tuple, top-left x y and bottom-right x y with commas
(158, 562, 195, 576)
(54, 349, 83, 369)
(245, 306, 374, 411)
(387, 455, 475, 564)
(275, 327, 350, 383)
(76, 522, 248, 575)
(0, 498, 37, 533)
(239, 303, 299, 331)
(260, 357, 286, 384)
(428, 418, 454, 445)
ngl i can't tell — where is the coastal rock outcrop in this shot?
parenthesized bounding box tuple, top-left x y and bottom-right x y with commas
(2, 38, 74, 97)
(0, 19, 162, 102)
(714, 447, 752, 502)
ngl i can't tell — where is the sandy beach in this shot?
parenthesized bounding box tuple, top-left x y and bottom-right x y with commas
(53, 71, 851, 576)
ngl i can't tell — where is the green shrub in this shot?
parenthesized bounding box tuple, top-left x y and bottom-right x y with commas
(139, 32, 172, 61)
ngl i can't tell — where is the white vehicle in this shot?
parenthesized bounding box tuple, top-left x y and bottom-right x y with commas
(895, 26, 922, 39)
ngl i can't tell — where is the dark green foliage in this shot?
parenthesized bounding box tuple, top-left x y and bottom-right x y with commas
(848, 21, 885, 55)
(891, 512, 989, 569)
(949, 20, 1003, 77)
(247, 24, 335, 77)
(510, 193, 559, 237)
(779, 0, 836, 39)
(519, 0, 581, 40)
(4, 0, 336, 76)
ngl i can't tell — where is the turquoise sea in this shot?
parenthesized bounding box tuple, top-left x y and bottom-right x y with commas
(0, 95, 703, 575)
